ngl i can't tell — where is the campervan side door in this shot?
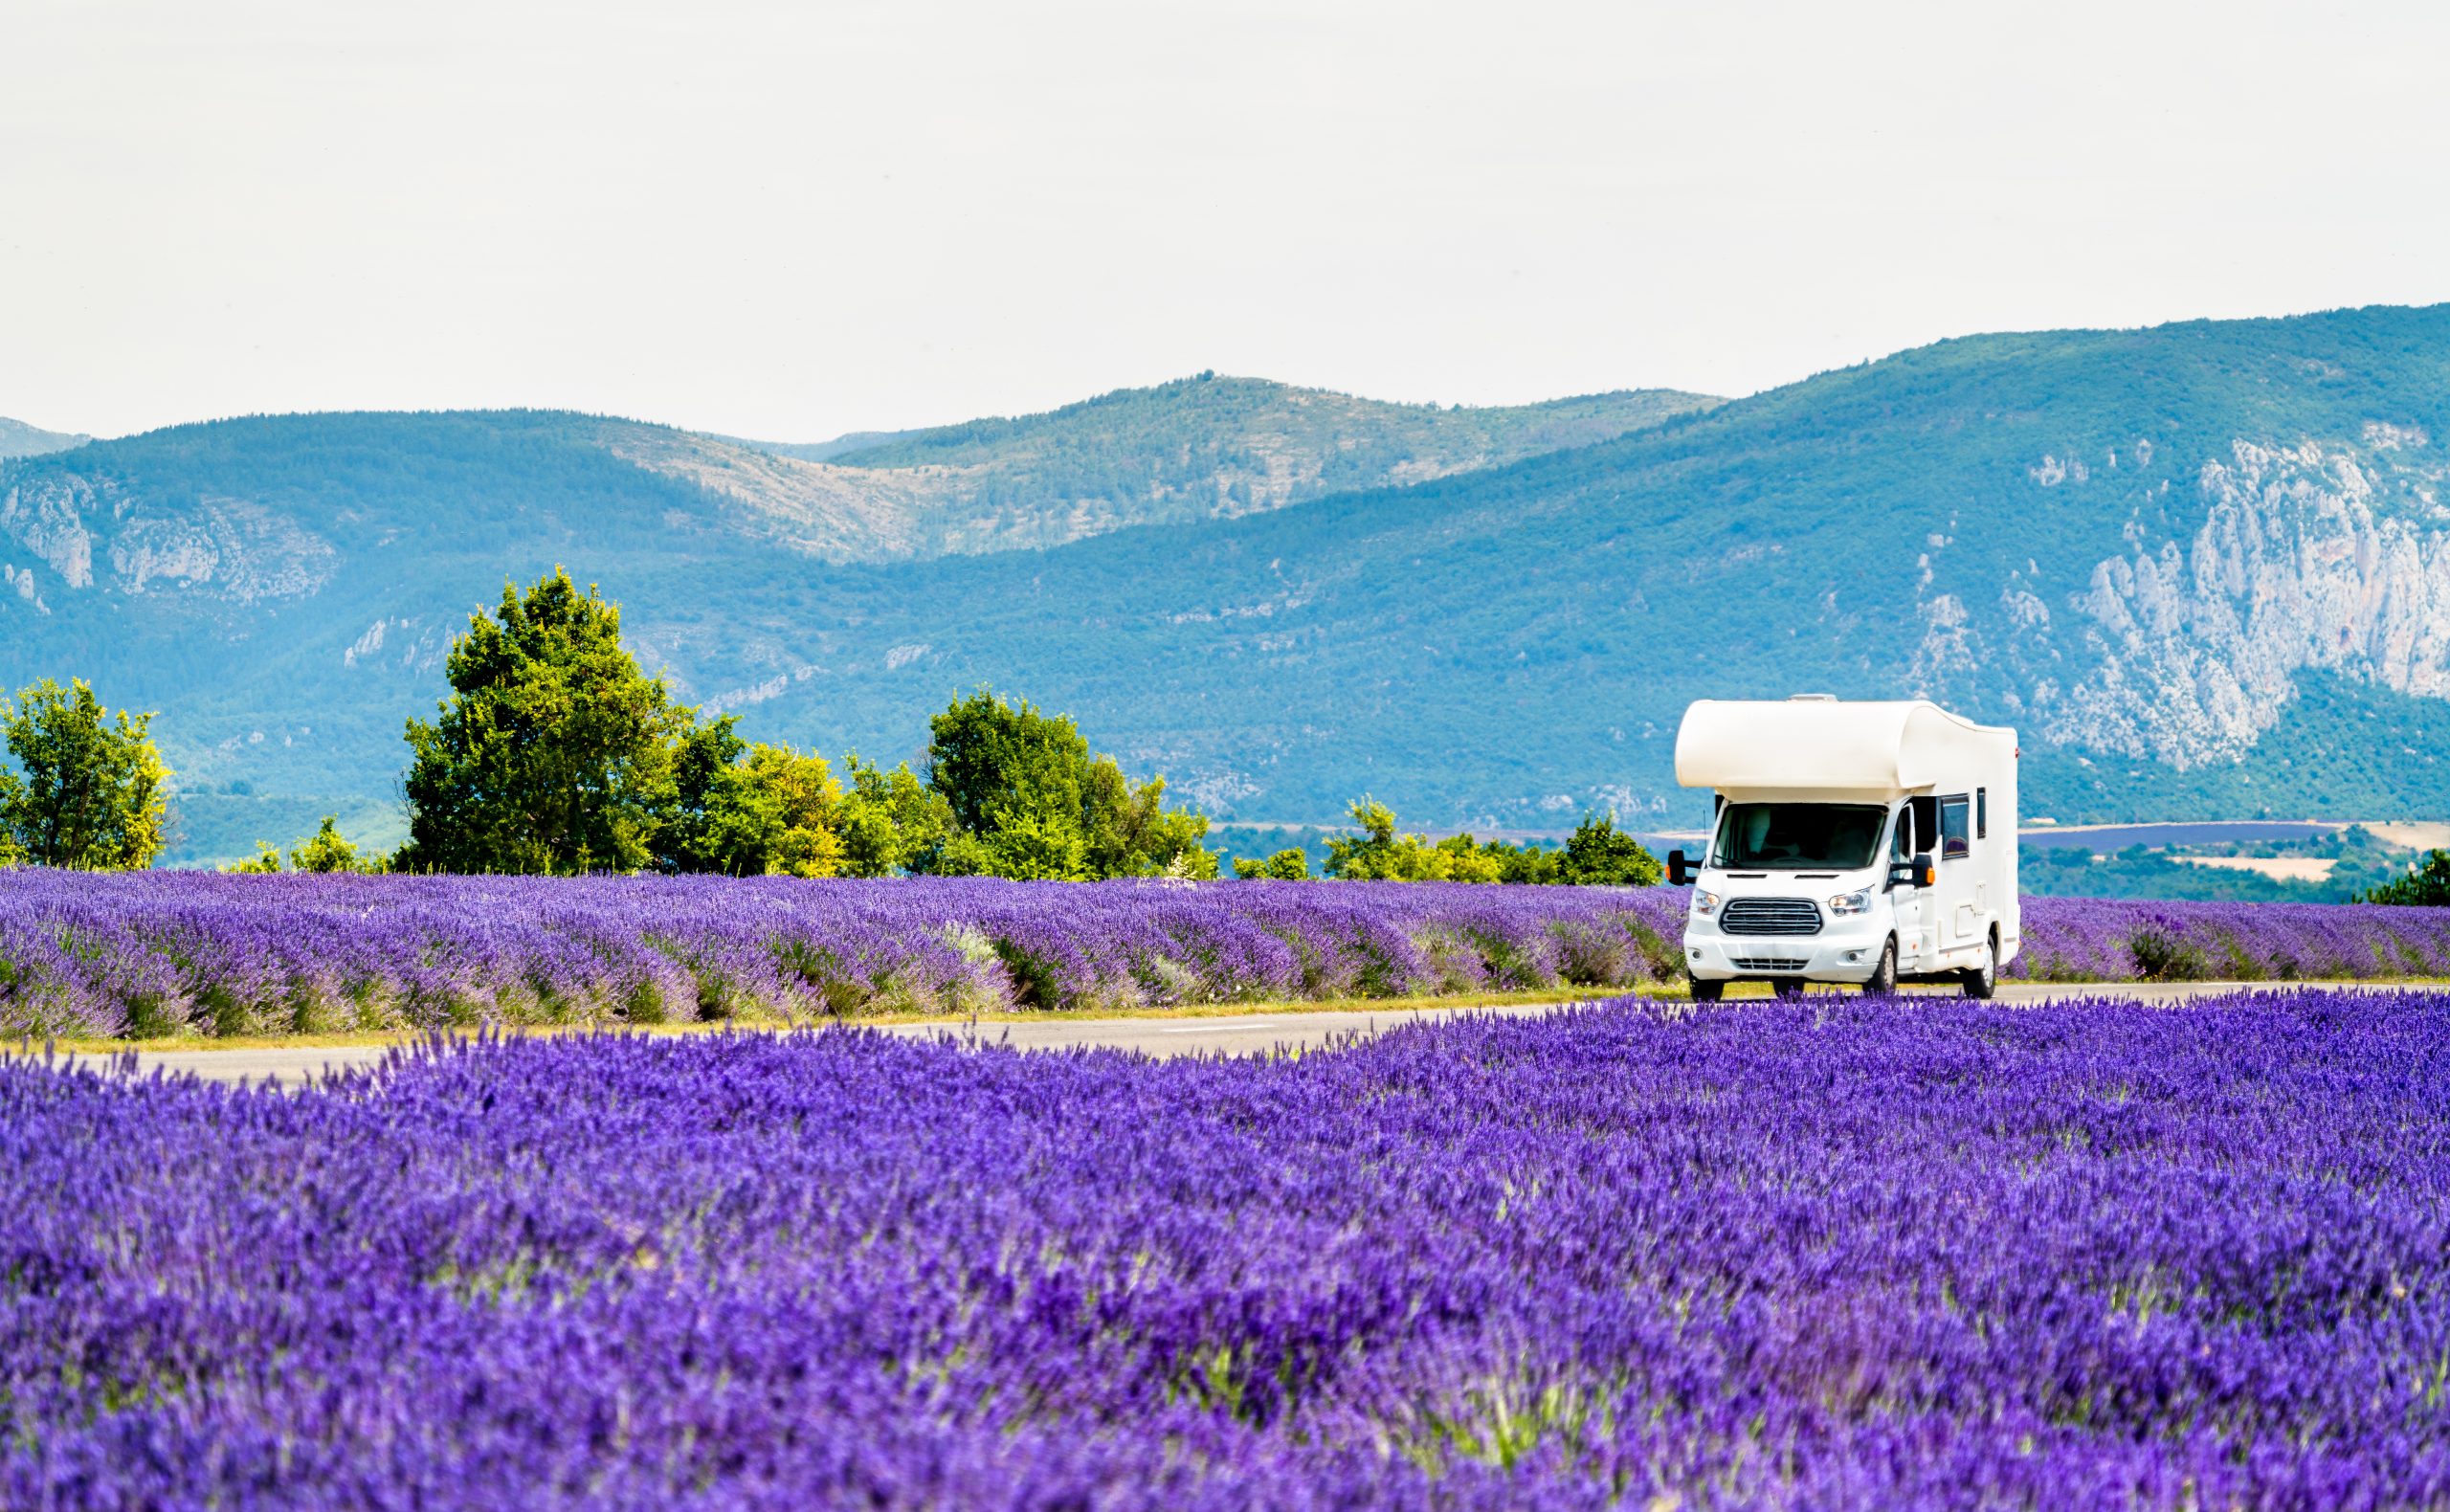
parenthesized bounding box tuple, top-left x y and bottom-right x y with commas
(1886, 803, 1927, 972)
(1932, 791, 1980, 958)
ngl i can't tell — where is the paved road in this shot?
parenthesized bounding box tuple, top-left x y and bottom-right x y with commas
(29, 979, 2428, 1088)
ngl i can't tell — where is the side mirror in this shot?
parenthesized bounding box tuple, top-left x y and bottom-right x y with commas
(1667, 849, 1694, 887)
(1914, 852, 1936, 889)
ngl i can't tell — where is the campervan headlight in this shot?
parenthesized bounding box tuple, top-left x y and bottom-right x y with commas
(1691, 889, 1721, 917)
(1827, 888, 1872, 916)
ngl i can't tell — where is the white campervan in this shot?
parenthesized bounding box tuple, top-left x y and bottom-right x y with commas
(1665, 696, 2019, 998)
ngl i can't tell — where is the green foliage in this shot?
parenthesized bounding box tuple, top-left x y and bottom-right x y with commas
(1559, 814, 1663, 886)
(224, 815, 383, 875)
(0, 679, 170, 869)
(1234, 848, 1312, 880)
(292, 816, 377, 874)
(398, 570, 692, 875)
(705, 743, 845, 878)
(658, 717, 750, 875)
(1325, 801, 1497, 882)
(223, 842, 284, 875)
(836, 756, 953, 878)
(2362, 849, 2450, 906)
(922, 689, 1215, 880)
(1320, 803, 1658, 886)
(387, 589, 1207, 878)
(659, 722, 847, 878)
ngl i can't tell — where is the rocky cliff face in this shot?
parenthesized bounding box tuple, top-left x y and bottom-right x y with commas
(2045, 434, 2450, 767)
(2, 473, 338, 606)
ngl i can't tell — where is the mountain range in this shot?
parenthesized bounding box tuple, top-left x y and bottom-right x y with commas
(5, 307, 2448, 866)
(0, 417, 90, 460)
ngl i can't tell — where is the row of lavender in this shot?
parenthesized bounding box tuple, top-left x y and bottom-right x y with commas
(8, 992, 2448, 1503)
(0, 872, 1694, 1038)
(3, 870, 2448, 1037)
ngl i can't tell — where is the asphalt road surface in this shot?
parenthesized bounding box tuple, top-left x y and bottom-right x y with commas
(27, 979, 2429, 1088)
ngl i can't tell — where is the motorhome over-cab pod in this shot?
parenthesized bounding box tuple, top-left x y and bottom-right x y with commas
(1674, 698, 2014, 802)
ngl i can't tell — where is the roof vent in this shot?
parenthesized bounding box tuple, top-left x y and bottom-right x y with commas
(1787, 692, 1837, 701)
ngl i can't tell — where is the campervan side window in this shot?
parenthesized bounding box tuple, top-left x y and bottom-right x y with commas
(1940, 796, 1971, 859)
(1977, 788, 1988, 839)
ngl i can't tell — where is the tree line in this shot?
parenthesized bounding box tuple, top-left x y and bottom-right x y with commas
(3, 567, 1672, 885)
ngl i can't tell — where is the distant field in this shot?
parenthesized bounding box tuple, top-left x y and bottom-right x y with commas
(2173, 855, 2340, 882)
(2016, 820, 2345, 850)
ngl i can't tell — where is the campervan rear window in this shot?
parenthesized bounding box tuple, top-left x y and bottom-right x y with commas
(1940, 796, 1971, 859)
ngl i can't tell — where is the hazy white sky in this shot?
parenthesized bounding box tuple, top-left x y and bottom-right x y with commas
(8, 0, 2450, 441)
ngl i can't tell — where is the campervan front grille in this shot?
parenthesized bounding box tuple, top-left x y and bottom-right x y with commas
(1730, 955, 1811, 971)
(1719, 898, 1823, 936)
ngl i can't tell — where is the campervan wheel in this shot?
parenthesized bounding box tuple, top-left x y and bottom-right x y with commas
(1961, 937, 1997, 999)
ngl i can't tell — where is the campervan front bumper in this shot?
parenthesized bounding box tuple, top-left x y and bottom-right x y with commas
(1682, 909, 1891, 984)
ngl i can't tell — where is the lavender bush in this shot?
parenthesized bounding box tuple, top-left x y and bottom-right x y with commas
(2012, 896, 2450, 983)
(0, 871, 1691, 1038)
(4, 870, 2447, 1039)
(6, 990, 2448, 1506)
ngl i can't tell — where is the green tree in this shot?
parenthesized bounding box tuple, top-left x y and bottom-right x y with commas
(836, 756, 955, 878)
(291, 815, 376, 874)
(1234, 847, 1311, 880)
(1325, 799, 1408, 879)
(1499, 840, 1565, 884)
(2362, 849, 2450, 905)
(0, 678, 170, 869)
(1324, 799, 1496, 881)
(223, 815, 380, 875)
(398, 570, 691, 875)
(675, 737, 847, 878)
(1081, 758, 1217, 879)
(658, 715, 749, 875)
(224, 842, 285, 874)
(1557, 813, 1663, 886)
(922, 689, 1214, 879)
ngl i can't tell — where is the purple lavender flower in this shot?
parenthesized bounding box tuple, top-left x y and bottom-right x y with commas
(3, 989, 2445, 1505)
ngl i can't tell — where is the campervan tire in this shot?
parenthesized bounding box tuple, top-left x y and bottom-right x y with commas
(1860, 939, 1897, 996)
(1961, 937, 1997, 1000)
(1687, 976, 1724, 1003)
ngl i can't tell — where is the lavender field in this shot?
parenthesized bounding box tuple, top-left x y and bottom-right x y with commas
(5, 871, 2450, 1039)
(7, 990, 2447, 1507)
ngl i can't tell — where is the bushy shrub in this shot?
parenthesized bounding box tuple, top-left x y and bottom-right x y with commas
(2362, 849, 2450, 906)
(1323, 802, 1659, 887)
(1234, 849, 1311, 880)
(2131, 923, 2215, 981)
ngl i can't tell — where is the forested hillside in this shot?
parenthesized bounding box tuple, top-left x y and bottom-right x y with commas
(802, 374, 1718, 547)
(657, 305, 2450, 838)
(6, 307, 2448, 863)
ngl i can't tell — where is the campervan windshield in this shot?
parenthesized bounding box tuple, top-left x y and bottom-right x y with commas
(1707, 802, 1886, 871)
